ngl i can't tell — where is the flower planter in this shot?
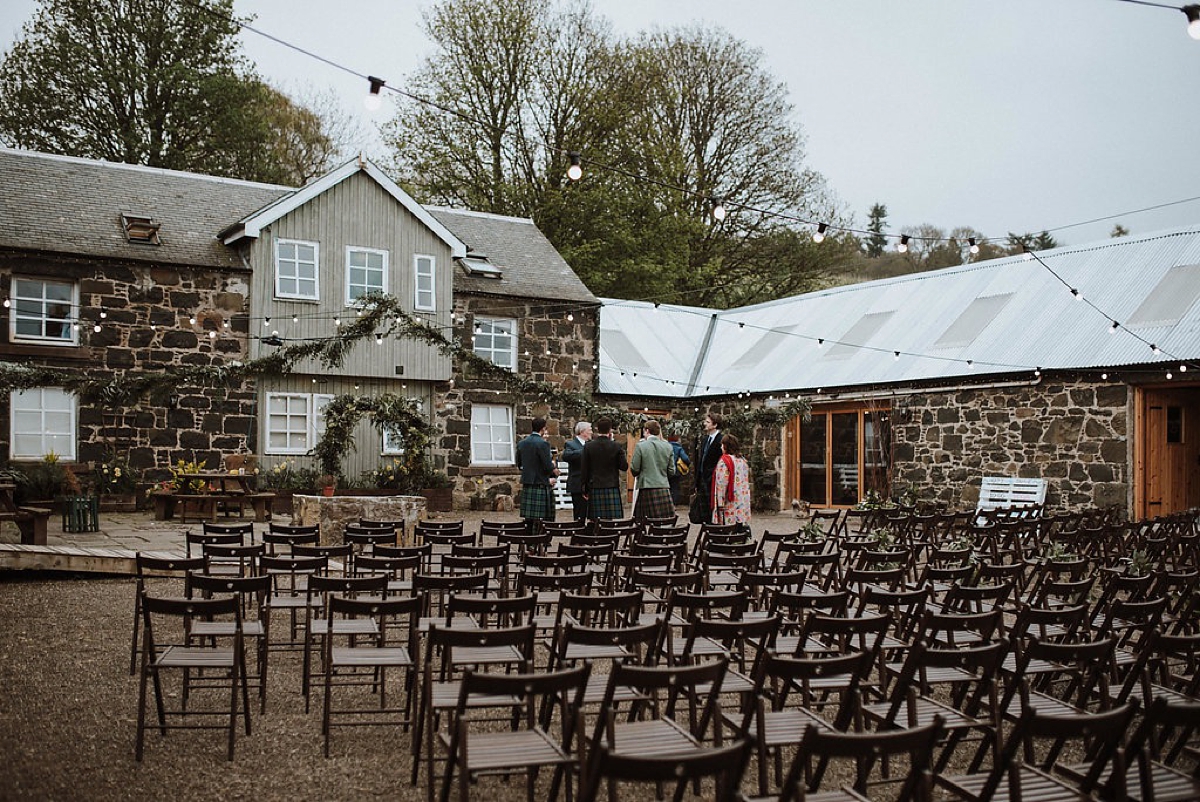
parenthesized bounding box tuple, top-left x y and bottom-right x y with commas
(422, 487, 454, 512)
(99, 492, 137, 513)
(270, 491, 294, 516)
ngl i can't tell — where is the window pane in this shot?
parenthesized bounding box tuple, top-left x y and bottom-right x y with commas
(800, 414, 827, 505)
(863, 412, 892, 497)
(831, 413, 859, 506)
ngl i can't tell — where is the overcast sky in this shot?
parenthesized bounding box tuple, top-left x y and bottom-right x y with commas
(3, 0, 1198, 246)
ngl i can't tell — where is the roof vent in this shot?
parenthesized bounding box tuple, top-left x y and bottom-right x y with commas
(121, 213, 161, 245)
(460, 250, 502, 278)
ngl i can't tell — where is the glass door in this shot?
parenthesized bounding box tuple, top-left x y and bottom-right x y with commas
(788, 404, 891, 508)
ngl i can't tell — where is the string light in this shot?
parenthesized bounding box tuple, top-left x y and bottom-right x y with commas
(566, 152, 583, 181)
(364, 76, 385, 111)
(893, 351, 900, 361)
(188, 315, 197, 325)
(812, 223, 827, 243)
(815, 338, 824, 348)
(1109, 320, 1120, 334)
(1, 298, 8, 308)
(208, 330, 217, 340)
(99, 307, 108, 319)
(263, 316, 271, 328)
(1186, 5, 1200, 39)
(711, 196, 727, 222)
(968, 237, 980, 254)
(1151, 343, 1160, 354)
(1070, 287, 1082, 301)
(292, 314, 299, 323)
(375, 333, 383, 345)
(92, 322, 101, 333)
(897, 235, 910, 254)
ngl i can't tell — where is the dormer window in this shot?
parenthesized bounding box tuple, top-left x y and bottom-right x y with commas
(461, 251, 503, 278)
(121, 213, 161, 244)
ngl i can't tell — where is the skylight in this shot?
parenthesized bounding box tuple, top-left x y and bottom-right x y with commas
(731, 325, 798, 368)
(933, 293, 1013, 349)
(1124, 263, 1200, 328)
(460, 251, 502, 278)
(825, 311, 895, 359)
(121, 213, 161, 244)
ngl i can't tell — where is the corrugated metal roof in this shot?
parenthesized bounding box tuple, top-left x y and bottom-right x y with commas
(598, 225, 1200, 397)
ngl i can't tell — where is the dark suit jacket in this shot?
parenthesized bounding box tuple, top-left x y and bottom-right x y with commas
(515, 432, 554, 486)
(581, 436, 628, 490)
(696, 431, 724, 492)
(562, 436, 586, 493)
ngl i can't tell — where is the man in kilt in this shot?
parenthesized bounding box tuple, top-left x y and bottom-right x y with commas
(515, 417, 559, 535)
(580, 417, 628, 521)
(631, 419, 676, 522)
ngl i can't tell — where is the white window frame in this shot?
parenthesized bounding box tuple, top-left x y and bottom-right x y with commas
(274, 238, 320, 301)
(414, 254, 436, 311)
(470, 404, 514, 466)
(9, 388, 76, 460)
(473, 317, 518, 371)
(264, 392, 333, 455)
(345, 246, 389, 306)
(10, 277, 78, 345)
(382, 425, 405, 456)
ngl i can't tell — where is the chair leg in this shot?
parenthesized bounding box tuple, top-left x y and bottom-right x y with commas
(228, 654, 239, 761)
(129, 594, 141, 676)
(136, 656, 149, 761)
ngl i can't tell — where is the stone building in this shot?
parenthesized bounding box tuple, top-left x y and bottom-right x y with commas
(0, 148, 597, 497)
(596, 227, 1200, 519)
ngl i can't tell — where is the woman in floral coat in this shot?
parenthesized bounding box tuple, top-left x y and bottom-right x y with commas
(711, 433, 752, 529)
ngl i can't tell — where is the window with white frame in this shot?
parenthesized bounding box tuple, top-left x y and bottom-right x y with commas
(382, 425, 404, 455)
(414, 255, 435, 311)
(10, 277, 77, 345)
(346, 247, 388, 305)
(265, 392, 332, 454)
(274, 239, 319, 300)
(473, 317, 517, 370)
(9, 388, 76, 459)
(470, 404, 514, 465)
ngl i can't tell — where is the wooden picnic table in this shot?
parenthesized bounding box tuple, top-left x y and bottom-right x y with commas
(151, 472, 274, 523)
(0, 481, 51, 545)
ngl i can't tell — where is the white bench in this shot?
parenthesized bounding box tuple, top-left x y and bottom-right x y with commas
(976, 476, 1047, 519)
(553, 461, 572, 511)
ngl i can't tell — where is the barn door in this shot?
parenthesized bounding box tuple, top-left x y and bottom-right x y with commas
(1140, 387, 1200, 518)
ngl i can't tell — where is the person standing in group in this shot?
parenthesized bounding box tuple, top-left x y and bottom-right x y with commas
(515, 417, 559, 535)
(631, 419, 675, 521)
(561, 420, 592, 521)
(711, 433, 752, 530)
(694, 413, 724, 523)
(580, 417, 628, 520)
(667, 434, 690, 506)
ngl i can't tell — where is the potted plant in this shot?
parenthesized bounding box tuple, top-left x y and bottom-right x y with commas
(14, 452, 68, 510)
(317, 473, 338, 497)
(93, 453, 139, 511)
(421, 468, 454, 512)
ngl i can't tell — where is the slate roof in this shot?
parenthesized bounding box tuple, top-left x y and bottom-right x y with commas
(428, 207, 598, 305)
(598, 225, 1200, 398)
(0, 148, 290, 270)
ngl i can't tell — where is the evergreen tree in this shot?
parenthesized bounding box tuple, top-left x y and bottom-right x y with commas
(865, 203, 889, 258)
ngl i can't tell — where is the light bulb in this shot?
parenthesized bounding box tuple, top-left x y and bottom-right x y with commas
(208, 330, 217, 340)
(188, 316, 197, 326)
(1101, 372, 1108, 380)
(1181, 364, 1188, 373)
(712, 197, 727, 221)
(1187, 6, 1200, 39)
(566, 152, 583, 181)
(893, 351, 900, 361)
(99, 307, 108, 319)
(897, 235, 910, 254)
(1070, 288, 1082, 302)
(968, 237, 980, 255)
(1109, 320, 1119, 334)
(1, 298, 8, 308)
(365, 76, 385, 111)
(93, 323, 101, 333)
(812, 223, 827, 243)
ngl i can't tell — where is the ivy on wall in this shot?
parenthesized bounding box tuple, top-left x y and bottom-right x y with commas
(0, 292, 810, 476)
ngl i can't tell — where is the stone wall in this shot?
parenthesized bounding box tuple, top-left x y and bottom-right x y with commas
(433, 295, 599, 508)
(1, 254, 254, 478)
(890, 379, 1130, 512)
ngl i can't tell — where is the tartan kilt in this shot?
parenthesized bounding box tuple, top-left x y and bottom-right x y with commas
(634, 487, 675, 522)
(519, 484, 556, 521)
(588, 487, 625, 520)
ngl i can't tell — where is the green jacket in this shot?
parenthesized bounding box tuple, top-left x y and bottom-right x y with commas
(631, 435, 674, 489)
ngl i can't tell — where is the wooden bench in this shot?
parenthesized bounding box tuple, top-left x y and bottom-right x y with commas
(976, 476, 1047, 520)
(247, 492, 275, 522)
(175, 494, 218, 523)
(0, 506, 52, 546)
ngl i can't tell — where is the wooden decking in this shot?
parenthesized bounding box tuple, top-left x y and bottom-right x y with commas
(0, 543, 180, 574)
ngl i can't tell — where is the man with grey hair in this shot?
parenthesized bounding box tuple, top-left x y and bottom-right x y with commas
(562, 420, 592, 520)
